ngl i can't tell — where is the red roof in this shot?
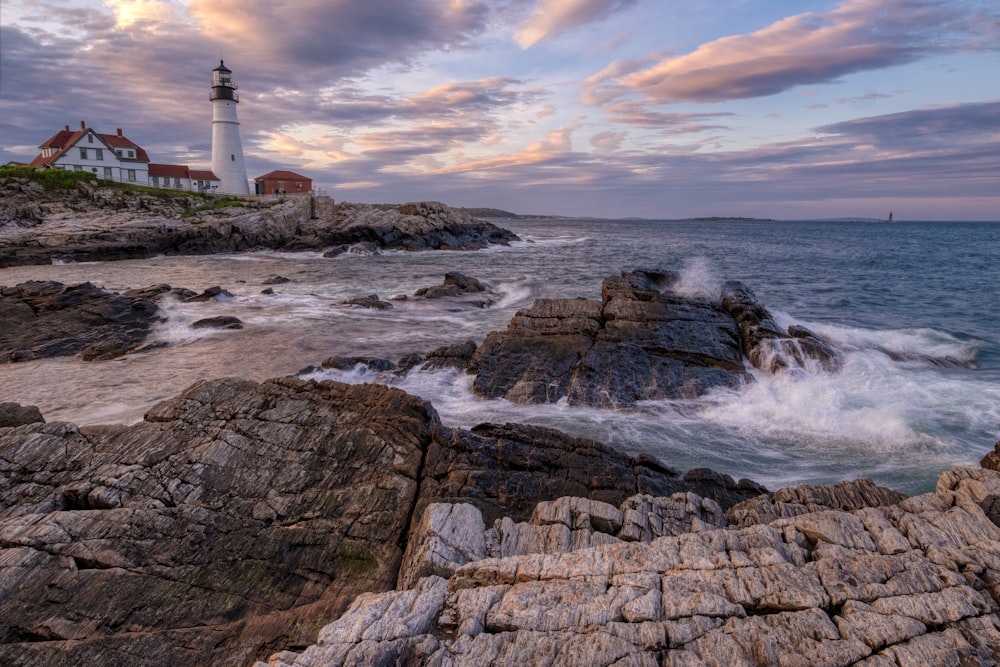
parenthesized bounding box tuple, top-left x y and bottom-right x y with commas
(102, 134, 150, 162)
(148, 163, 190, 178)
(255, 170, 311, 182)
(149, 165, 218, 181)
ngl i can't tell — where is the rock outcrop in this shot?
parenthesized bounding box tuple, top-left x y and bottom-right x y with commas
(468, 269, 841, 407)
(300, 202, 519, 253)
(0, 377, 757, 667)
(0, 280, 161, 362)
(0, 177, 518, 266)
(262, 466, 1000, 667)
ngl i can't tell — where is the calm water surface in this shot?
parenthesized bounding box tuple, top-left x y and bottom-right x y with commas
(2, 218, 997, 494)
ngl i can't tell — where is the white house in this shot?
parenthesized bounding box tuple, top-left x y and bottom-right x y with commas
(30, 121, 152, 185)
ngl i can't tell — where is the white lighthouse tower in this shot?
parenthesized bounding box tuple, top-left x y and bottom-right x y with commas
(210, 60, 250, 195)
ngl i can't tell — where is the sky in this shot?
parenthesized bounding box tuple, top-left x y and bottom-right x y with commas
(1, 0, 998, 219)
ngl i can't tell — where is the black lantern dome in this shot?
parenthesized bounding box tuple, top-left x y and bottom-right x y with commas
(210, 60, 238, 102)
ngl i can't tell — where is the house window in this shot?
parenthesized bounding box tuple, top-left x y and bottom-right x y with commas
(127, 149, 135, 158)
(74, 165, 83, 171)
(127, 169, 136, 182)
(150, 176, 159, 186)
(41, 147, 52, 158)
(174, 178, 181, 187)
(88, 134, 94, 143)
(104, 167, 113, 178)
(116, 150, 123, 157)
(95, 148, 103, 160)
(296, 182, 303, 190)
(79, 148, 88, 159)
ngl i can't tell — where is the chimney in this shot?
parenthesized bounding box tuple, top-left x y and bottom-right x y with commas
(64, 125, 70, 131)
(117, 128, 123, 137)
(80, 120, 86, 130)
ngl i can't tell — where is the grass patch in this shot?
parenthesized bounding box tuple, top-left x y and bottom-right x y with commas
(0, 165, 99, 191)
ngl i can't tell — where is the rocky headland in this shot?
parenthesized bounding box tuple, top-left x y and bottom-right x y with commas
(0, 173, 519, 266)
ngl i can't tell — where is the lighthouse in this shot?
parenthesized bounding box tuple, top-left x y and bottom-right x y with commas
(210, 60, 250, 195)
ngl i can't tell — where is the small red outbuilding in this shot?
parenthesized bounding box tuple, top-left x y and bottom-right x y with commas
(254, 170, 312, 195)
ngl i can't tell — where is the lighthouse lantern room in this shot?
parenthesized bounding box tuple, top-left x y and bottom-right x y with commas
(210, 60, 250, 195)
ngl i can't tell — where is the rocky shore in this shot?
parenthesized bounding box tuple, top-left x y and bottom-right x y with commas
(2, 376, 999, 666)
(0, 174, 518, 266)
(0, 378, 763, 666)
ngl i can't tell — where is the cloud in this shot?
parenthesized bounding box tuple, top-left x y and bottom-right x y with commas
(515, 0, 637, 48)
(584, 0, 999, 105)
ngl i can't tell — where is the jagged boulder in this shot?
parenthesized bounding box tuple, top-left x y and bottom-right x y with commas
(468, 269, 842, 407)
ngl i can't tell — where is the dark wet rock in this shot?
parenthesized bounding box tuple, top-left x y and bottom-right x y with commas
(420, 340, 478, 371)
(349, 241, 381, 256)
(262, 275, 292, 285)
(320, 356, 396, 372)
(0, 376, 763, 667)
(343, 294, 393, 310)
(414, 272, 487, 298)
(191, 315, 244, 330)
(183, 285, 233, 302)
(416, 422, 763, 528)
(468, 270, 842, 407)
(322, 245, 347, 258)
(0, 402, 45, 427)
(0, 281, 161, 362)
(720, 281, 841, 372)
(261, 287, 275, 295)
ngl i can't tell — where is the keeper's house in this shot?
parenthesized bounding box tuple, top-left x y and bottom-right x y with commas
(254, 170, 311, 195)
(30, 121, 219, 192)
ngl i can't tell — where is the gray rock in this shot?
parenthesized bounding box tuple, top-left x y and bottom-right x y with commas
(190, 315, 243, 330)
(0, 402, 45, 427)
(0, 378, 436, 666)
(343, 294, 393, 310)
(276, 465, 1000, 666)
(183, 285, 233, 302)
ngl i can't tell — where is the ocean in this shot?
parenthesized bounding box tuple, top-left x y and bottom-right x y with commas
(1, 217, 998, 495)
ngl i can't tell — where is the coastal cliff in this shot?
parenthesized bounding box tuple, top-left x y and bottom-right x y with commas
(0, 172, 518, 266)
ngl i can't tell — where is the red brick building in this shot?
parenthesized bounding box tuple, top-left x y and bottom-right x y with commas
(254, 170, 312, 195)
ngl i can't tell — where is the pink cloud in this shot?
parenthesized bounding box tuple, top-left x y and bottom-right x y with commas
(515, 0, 637, 48)
(584, 0, 993, 105)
